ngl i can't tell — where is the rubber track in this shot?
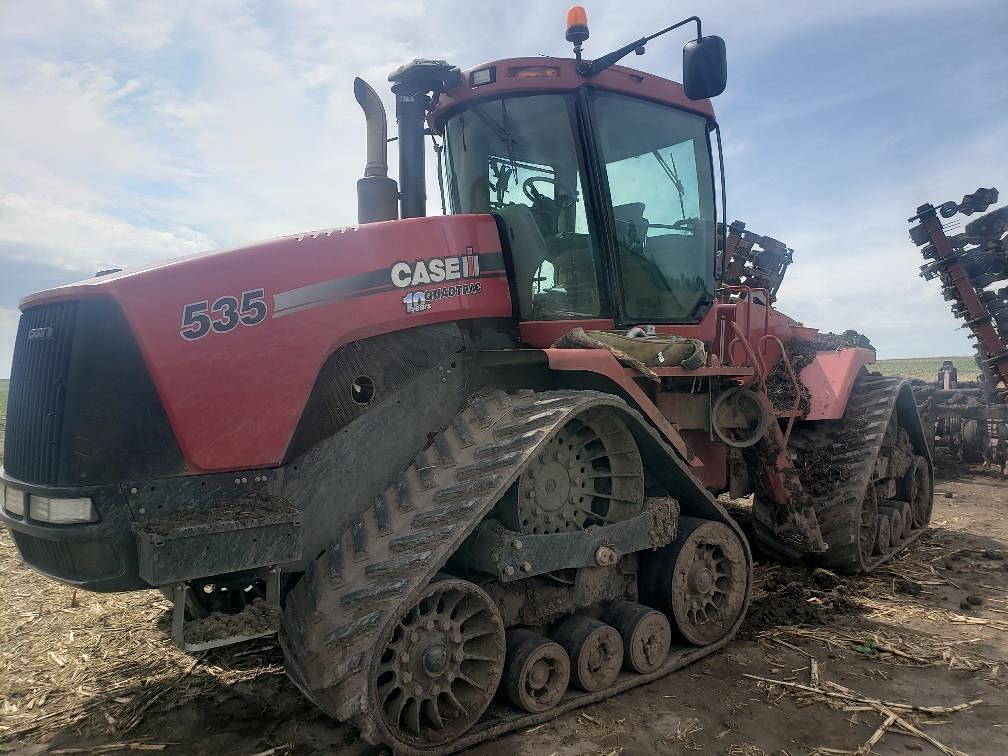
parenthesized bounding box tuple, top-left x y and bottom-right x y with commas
(754, 372, 930, 573)
(280, 389, 751, 754)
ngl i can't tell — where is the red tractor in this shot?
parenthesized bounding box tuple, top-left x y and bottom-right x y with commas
(1, 8, 931, 754)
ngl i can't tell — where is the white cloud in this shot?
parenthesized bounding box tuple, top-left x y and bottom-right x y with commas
(0, 194, 213, 271)
(0, 0, 1005, 378)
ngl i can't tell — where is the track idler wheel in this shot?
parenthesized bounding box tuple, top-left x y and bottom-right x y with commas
(370, 579, 505, 750)
(901, 456, 933, 528)
(640, 518, 748, 646)
(551, 616, 623, 692)
(502, 630, 570, 713)
(603, 601, 671, 674)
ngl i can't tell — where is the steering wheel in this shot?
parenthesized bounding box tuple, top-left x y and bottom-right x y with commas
(522, 176, 574, 209)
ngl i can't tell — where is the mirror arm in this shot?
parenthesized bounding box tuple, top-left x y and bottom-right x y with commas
(581, 15, 701, 77)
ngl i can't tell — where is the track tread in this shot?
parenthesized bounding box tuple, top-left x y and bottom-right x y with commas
(281, 390, 614, 746)
(281, 388, 753, 753)
(280, 391, 753, 753)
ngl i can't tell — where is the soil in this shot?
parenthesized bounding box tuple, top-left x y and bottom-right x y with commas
(1, 455, 1006, 756)
(183, 599, 282, 645)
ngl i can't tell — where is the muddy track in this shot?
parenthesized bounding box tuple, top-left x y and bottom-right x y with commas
(754, 373, 933, 573)
(280, 389, 752, 755)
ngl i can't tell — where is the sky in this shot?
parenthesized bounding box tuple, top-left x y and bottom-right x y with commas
(1, 0, 1007, 377)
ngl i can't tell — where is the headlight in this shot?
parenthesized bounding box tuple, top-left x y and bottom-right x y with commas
(3, 486, 26, 517)
(29, 496, 96, 524)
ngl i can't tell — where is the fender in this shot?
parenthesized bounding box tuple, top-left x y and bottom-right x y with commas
(800, 347, 877, 420)
(543, 347, 701, 467)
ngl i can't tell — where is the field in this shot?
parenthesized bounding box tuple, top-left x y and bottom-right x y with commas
(874, 356, 979, 383)
(0, 366, 1006, 754)
(0, 458, 1006, 755)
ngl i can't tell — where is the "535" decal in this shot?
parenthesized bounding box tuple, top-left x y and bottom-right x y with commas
(180, 288, 268, 341)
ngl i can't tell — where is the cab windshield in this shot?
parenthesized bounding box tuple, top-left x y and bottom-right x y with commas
(442, 91, 716, 323)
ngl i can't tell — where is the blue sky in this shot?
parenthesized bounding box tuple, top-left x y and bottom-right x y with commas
(1, 1, 1006, 377)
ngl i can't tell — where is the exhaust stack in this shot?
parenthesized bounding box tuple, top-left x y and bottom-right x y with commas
(353, 77, 399, 224)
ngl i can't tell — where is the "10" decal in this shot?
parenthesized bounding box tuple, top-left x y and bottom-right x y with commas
(180, 289, 268, 340)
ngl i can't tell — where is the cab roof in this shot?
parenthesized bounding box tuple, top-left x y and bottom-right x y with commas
(429, 56, 716, 129)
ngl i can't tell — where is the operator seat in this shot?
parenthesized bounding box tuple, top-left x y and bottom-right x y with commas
(613, 202, 649, 249)
(496, 204, 550, 318)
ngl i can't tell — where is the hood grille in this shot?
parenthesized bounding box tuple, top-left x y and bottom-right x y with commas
(4, 302, 78, 484)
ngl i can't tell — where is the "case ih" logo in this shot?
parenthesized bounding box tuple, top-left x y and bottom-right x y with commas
(390, 248, 481, 288)
(27, 326, 56, 341)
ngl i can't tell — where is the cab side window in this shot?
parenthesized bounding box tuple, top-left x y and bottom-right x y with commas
(444, 95, 604, 319)
(592, 92, 716, 323)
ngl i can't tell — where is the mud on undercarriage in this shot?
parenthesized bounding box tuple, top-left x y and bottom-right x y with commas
(277, 389, 753, 754)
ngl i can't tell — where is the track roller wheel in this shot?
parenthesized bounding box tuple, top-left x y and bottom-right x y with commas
(897, 500, 913, 538)
(603, 601, 671, 674)
(551, 616, 622, 692)
(902, 456, 933, 528)
(502, 630, 570, 713)
(882, 501, 912, 540)
(370, 579, 505, 750)
(874, 514, 892, 555)
(879, 505, 901, 544)
(857, 485, 880, 562)
(640, 518, 748, 646)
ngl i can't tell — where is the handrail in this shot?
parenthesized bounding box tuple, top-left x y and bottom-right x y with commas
(726, 320, 766, 384)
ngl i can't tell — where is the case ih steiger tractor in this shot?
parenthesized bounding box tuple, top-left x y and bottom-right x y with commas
(1, 8, 933, 754)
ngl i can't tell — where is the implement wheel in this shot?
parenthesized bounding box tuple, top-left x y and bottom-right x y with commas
(962, 420, 986, 463)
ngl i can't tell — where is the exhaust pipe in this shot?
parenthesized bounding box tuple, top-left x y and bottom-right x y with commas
(353, 77, 399, 224)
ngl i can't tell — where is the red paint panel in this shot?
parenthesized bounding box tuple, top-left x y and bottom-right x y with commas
(22, 215, 512, 472)
(682, 431, 726, 492)
(801, 349, 875, 420)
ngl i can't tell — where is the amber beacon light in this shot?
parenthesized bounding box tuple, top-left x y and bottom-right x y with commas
(566, 5, 590, 46)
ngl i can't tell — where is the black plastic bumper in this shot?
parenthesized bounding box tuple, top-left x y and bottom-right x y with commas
(0, 468, 147, 592)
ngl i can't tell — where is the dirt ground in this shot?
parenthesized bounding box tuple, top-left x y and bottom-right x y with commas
(1, 456, 1006, 756)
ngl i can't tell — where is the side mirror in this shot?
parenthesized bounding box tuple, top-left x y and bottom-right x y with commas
(683, 35, 727, 100)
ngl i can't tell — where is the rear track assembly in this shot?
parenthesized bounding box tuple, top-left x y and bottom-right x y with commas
(753, 372, 934, 573)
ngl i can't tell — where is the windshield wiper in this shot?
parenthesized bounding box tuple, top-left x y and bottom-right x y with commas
(651, 150, 686, 218)
(473, 103, 519, 185)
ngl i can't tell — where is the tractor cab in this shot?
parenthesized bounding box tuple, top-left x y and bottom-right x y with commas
(356, 6, 728, 330)
(436, 68, 717, 326)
